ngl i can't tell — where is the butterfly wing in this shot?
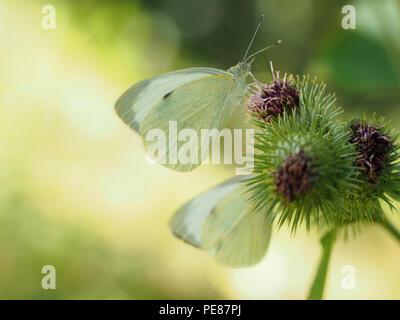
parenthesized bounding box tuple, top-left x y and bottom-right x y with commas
(115, 68, 230, 133)
(202, 185, 273, 268)
(169, 176, 247, 247)
(141, 74, 238, 171)
(169, 176, 273, 268)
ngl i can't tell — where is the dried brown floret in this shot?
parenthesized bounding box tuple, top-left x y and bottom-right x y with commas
(349, 121, 392, 183)
(274, 149, 313, 204)
(249, 74, 299, 122)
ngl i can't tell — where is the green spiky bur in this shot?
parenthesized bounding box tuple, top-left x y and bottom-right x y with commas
(246, 76, 400, 234)
(246, 76, 360, 232)
(243, 74, 400, 299)
(330, 115, 400, 227)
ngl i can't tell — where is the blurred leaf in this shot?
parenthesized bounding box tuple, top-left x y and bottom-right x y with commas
(318, 33, 399, 91)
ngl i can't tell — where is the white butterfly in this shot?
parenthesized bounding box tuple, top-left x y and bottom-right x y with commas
(115, 15, 280, 171)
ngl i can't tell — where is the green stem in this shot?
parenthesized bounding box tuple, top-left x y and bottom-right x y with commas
(307, 229, 337, 300)
(379, 219, 400, 243)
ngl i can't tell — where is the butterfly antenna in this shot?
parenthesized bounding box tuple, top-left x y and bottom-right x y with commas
(245, 40, 282, 63)
(243, 15, 265, 61)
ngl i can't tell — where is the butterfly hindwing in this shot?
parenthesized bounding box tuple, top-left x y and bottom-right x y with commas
(202, 184, 273, 268)
(169, 176, 246, 247)
(169, 176, 273, 268)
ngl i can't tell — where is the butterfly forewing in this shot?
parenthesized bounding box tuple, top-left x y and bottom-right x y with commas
(141, 74, 237, 171)
(115, 68, 230, 133)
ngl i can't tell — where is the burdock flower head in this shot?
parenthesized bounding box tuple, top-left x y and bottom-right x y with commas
(248, 63, 299, 122)
(349, 119, 393, 183)
(334, 116, 400, 225)
(247, 76, 356, 231)
(274, 149, 313, 204)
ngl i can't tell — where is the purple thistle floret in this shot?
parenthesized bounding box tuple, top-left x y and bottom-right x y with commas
(349, 121, 393, 183)
(248, 71, 299, 122)
(274, 149, 314, 204)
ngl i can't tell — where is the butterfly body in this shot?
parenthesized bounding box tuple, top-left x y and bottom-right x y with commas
(227, 61, 252, 108)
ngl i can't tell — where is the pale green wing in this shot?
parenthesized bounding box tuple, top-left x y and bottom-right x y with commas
(169, 176, 247, 248)
(141, 74, 237, 171)
(169, 176, 273, 268)
(202, 185, 273, 268)
(115, 68, 230, 133)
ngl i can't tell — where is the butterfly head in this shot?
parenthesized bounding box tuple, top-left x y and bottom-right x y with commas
(228, 62, 251, 80)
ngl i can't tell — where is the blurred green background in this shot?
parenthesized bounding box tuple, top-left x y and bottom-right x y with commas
(0, 0, 399, 299)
